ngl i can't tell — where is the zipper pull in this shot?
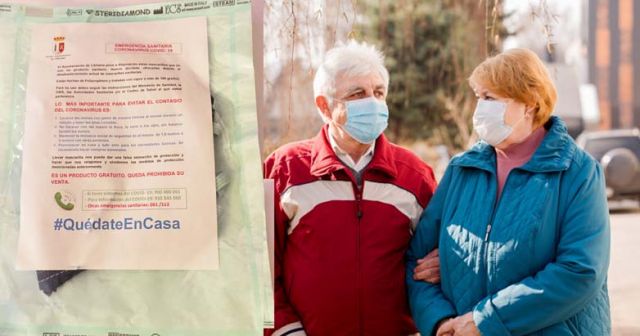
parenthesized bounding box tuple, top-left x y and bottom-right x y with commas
(484, 224, 492, 242)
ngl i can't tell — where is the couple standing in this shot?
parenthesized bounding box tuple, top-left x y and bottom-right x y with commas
(264, 41, 611, 336)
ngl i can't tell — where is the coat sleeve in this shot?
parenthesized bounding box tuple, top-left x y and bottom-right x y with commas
(472, 161, 611, 336)
(406, 166, 457, 336)
(263, 155, 307, 336)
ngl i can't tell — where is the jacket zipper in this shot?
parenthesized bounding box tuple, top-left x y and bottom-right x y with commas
(345, 163, 369, 335)
(483, 170, 516, 294)
(355, 181, 364, 336)
(482, 191, 497, 298)
(344, 166, 364, 336)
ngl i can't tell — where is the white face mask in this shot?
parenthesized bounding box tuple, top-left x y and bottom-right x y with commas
(472, 99, 517, 147)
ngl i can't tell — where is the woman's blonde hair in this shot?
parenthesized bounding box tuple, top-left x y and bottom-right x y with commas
(469, 48, 557, 128)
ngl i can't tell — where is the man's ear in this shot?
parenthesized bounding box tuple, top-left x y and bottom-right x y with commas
(315, 96, 332, 120)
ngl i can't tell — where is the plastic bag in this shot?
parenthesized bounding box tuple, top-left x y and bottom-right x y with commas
(0, 1, 272, 335)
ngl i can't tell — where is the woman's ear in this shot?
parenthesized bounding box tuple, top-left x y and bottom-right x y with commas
(525, 104, 537, 118)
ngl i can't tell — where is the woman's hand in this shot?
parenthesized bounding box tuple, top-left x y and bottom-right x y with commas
(435, 317, 454, 336)
(413, 248, 440, 283)
(437, 312, 480, 336)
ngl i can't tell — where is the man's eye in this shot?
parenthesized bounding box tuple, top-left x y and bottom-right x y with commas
(375, 91, 384, 98)
(485, 96, 495, 101)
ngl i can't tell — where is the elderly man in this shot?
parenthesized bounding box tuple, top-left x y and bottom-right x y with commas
(264, 40, 438, 336)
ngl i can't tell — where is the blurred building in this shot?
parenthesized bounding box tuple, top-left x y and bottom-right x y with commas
(587, 0, 640, 129)
(549, 64, 585, 138)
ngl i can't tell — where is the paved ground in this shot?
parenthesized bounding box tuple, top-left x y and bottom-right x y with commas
(608, 201, 640, 335)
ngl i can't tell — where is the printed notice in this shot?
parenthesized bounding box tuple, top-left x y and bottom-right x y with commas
(17, 17, 218, 270)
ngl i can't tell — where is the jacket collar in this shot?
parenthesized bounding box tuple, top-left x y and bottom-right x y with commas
(310, 124, 397, 178)
(451, 116, 576, 174)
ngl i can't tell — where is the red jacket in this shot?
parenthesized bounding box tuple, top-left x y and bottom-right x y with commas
(264, 125, 436, 336)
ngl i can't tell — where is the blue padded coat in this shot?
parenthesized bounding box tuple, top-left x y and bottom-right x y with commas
(407, 116, 611, 336)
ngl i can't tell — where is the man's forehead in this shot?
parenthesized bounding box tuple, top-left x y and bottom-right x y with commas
(335, 72, 386, 91)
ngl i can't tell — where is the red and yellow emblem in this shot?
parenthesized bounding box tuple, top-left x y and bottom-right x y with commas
(53, 36, 65, 54)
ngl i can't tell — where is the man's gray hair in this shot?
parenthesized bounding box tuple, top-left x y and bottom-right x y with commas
(313, 40, 390, 122)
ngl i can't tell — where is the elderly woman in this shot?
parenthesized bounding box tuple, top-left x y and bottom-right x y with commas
(407, 48, 611, 336)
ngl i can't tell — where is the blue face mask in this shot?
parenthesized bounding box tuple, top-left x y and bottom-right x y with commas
(341, 97, 389, 144)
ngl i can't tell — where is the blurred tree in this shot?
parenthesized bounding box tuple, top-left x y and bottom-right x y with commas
(262, 0, 357, 156)
(358, 0, 510, 150)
